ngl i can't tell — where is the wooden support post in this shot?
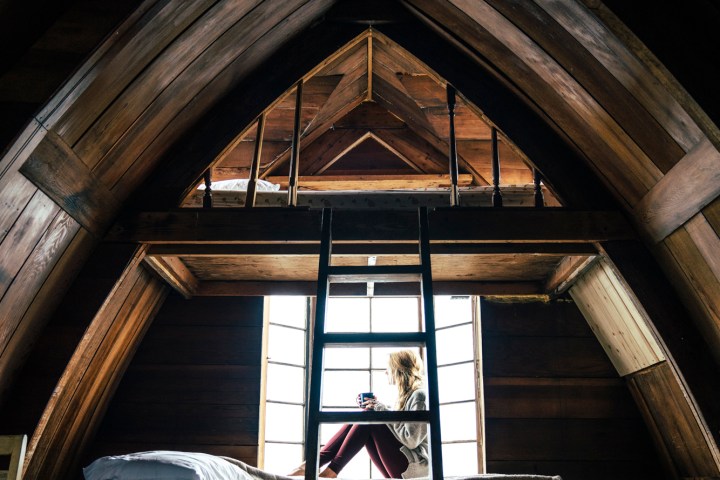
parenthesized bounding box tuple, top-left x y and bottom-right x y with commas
(447, 85, 460, 206)
(288, 80, 303, 207)
(491, 127, 502, 207)
(245, 114, 266, 208)
(534, 168, 544, 208)
(202, 170, 212, 209)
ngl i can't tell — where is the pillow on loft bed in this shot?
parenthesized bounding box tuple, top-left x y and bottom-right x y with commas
(83, 451, 253, 480)
(197, 179, 280, 192)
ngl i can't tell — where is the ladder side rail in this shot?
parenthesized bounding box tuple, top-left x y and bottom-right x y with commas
(419, 207, 444, 480)
(304, 208, 333, 480)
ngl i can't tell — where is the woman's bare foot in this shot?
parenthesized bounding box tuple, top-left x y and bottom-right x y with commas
(288, 462, 305, 476)
(319, 467, 337, 478)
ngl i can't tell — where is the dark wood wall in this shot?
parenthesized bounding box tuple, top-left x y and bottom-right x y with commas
(482, 299, 666, 480)
(82, 293, 264, 475)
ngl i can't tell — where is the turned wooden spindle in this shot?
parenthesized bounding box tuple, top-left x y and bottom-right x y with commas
(202, 170, 212, 208)
(288, 80, 303, 207)
(447, 84, 460, 207)
(491, 127, 502, 207)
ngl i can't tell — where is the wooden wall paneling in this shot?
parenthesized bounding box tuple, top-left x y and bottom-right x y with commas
(23, 246, 166, 480)
(74, 0, 264, 168)
(298, 129, 370, 176)
(481, 299, 664, 478)
(88, 295, 263, 467)
(371, 129, 450, 175)
(41, 0, 215, 144)
(113, 0, 345, 203)
(403, 0, 660, 206)
(511, 0, 694, 162)
(569, 258, 665, 376)
(704, 196, 720, 234)
(633, 138, 720, 243)
(627, 362, 720, 477)
(0, 176, 37, 246)
(19, 132, 121, 236)
(0, 121, 47, 194)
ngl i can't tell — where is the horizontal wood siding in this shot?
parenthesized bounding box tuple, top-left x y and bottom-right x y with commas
(481, 300, 665, 480)
(85, 295, 264, 471)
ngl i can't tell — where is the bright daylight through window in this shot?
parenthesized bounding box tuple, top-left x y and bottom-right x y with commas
(260, 295, 482, 478)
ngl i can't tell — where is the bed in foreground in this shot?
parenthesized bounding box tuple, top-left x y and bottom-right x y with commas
(83, 451, 562, 480)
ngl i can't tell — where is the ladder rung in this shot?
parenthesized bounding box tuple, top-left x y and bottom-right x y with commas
(327, 265, 423, 283)
(318, 332, 428, 347)
(316, 410, 430, 424)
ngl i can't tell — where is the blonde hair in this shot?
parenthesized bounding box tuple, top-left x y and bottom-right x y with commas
(388, 350, 424, 410)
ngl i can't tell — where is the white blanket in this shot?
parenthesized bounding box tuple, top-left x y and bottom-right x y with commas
(84, 451, 562, 480)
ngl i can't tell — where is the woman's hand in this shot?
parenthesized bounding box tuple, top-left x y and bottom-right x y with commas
(356, 393, 377, 410)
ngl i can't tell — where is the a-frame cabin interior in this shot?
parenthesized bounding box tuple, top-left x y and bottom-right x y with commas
(1, 1, 719, 479)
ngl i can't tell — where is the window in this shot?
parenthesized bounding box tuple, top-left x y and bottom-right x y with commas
(260, 295, 484, 477)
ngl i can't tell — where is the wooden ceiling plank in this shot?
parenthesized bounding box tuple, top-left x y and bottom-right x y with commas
(108, 208, 634, 244)
(403, 0, 661, 206)
(74, 0, 265, 169)
(261, 57, 369, 178)
(143, 256, 199, 299)
(110, 0, 340, 201)
(299, 129, 369, 175)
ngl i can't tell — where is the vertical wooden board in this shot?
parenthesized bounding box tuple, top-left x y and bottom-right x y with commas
(46, 0, 216, 144)
(0, 211, 81, 380)
(74, 0, 264, 168)
(628, 362, 720, 476)
(655, 228, 720, 366)
(569, 260, 664, 376)
(0, 190, 59, 303)
(685, 214, 720, 281)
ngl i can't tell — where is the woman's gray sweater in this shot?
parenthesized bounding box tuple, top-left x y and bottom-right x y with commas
(374, 389, 429, 478)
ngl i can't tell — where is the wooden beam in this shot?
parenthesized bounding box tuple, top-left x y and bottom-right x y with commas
(19, 132, 120, 237)
(633, 138, 720, 243)
(265, 174, 472, 190)
(147, 242, 597, 257)
(544, 254, 597, 296)
(143, 256, 199, 299)
(194, 280, 543, 296)
(371, 128, 447, 174)
(107, 208, 634, 244)
(300, 129, 372, 175)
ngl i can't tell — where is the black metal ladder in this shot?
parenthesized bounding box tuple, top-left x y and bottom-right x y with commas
(303, 207, 444, 480)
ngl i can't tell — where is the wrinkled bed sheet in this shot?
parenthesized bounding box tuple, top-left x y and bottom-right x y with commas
(83, 451, 562, 480)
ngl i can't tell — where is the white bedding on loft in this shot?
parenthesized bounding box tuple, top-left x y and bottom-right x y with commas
(83, 451, 562, 480)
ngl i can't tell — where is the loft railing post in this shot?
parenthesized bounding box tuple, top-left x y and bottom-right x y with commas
(245, 114, 266, 208)
(288, 80, 303, 207)
(491, 127, 503, 207)
(202, 170, 212, 208)
(447, 84, 460, 207)
(534, 168, 545, 208)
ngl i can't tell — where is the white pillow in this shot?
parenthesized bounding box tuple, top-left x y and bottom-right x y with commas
(197, 179, 280, 191)
(83, 451, 251, 480)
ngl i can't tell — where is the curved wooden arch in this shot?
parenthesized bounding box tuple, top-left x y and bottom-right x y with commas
(0, 1, 718, 478)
